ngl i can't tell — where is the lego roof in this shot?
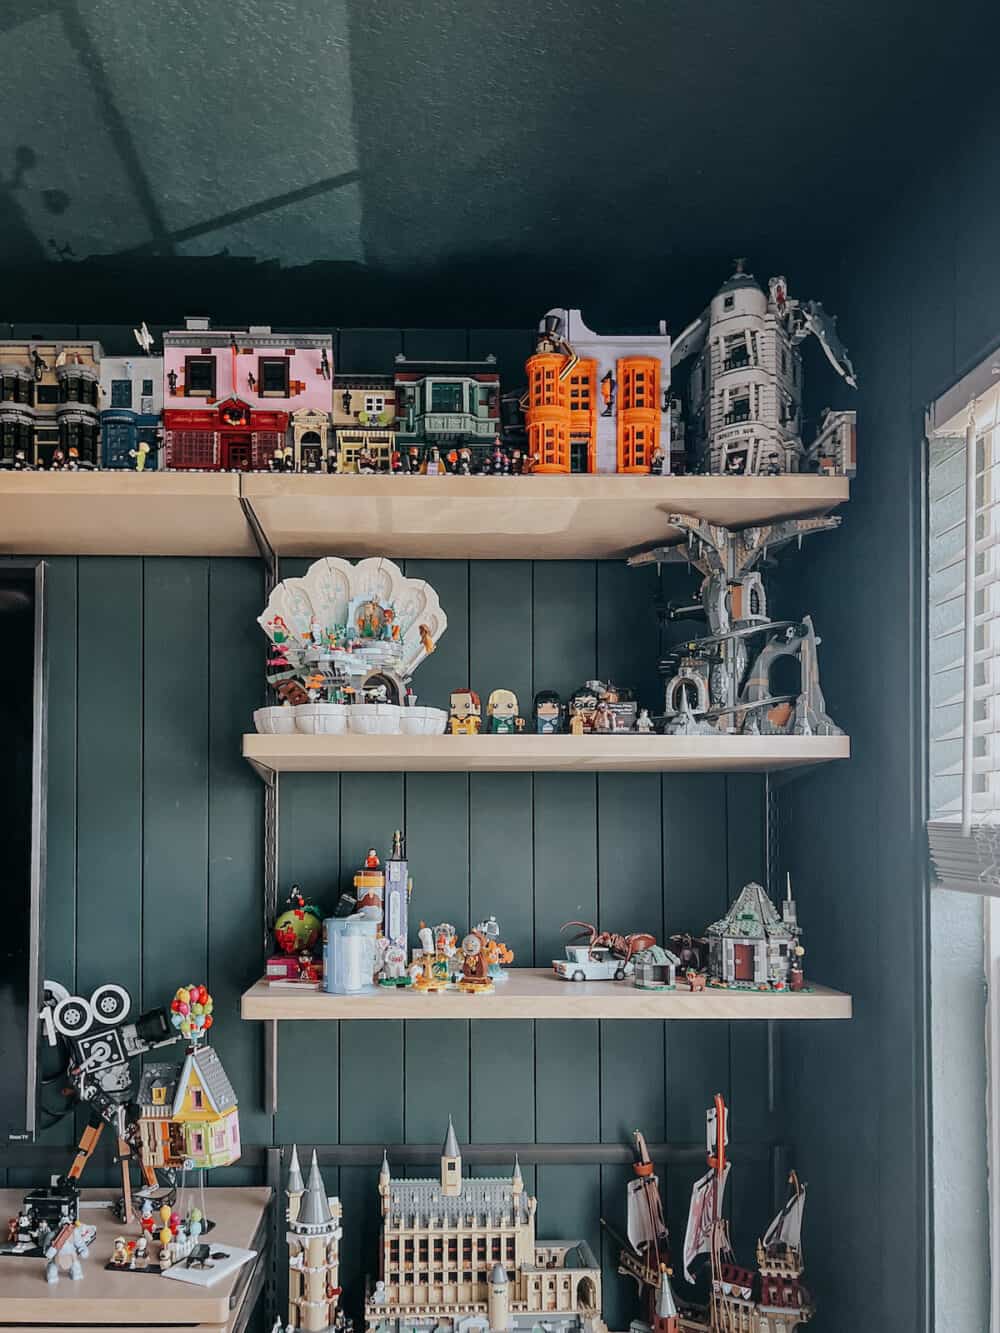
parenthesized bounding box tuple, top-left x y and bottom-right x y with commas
(136, 1062, 180, 1105)
(0, 1, 979, 328)
(386, 1174, 530, 1225)
(172, 1045, 238, 1117)
(705, 882, 796, 941)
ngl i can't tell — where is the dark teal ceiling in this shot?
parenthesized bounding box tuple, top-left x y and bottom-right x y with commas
(0, 0, 991, 325)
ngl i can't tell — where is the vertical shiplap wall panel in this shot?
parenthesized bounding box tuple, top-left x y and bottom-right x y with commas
(76, 559, 142, 1003)
(39, 557, 78, 1155)
(208, 560, 267, 1144)
(532, 561, 600, 1147)
(41, 558, 78, 992)
(142, 559, 210, 1006)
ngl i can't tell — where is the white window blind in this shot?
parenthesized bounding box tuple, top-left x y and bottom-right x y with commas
(928, 362, 1000, 893)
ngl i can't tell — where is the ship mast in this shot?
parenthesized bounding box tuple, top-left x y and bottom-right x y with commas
(707, 1093, 727, 1333)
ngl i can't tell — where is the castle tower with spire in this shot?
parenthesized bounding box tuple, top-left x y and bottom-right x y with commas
(286, 1148, 343, 1333)
(441, 1116, 462, 1196)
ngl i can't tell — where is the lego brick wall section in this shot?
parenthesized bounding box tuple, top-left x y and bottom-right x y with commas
(2, 550, 777, 1332)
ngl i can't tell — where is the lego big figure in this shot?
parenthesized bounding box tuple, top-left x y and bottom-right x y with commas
(486, 688, 524, 734)
(449, 689, 482, 735)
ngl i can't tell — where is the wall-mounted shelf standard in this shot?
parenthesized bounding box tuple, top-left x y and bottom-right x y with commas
(241, 970, 852, 1020)
(0, 471, 848, 560)
(242, 732, 850, 778)
(240, 474, 849, 559)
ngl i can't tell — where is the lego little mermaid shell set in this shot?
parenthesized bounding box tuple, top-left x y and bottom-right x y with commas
(0, 263, 854, 478)
(279, 1103, 813, 1333)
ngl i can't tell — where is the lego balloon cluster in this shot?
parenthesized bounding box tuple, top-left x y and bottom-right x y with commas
(169, 983, 213, 1039)
(0, 264, 854, 478)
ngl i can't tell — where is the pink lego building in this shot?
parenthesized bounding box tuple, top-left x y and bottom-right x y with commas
(162, 317, 332, 470)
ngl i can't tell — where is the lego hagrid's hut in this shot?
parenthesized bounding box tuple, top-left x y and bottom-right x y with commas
(366, 1119, 608, 1333)
(704, 881, 802, 990)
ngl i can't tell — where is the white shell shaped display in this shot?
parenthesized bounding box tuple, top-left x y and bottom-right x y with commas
(258, 556, 447, 682)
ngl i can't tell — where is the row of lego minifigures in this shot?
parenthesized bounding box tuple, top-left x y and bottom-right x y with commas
(448, 683, 650, 735)
(0, 264, 856, 477)
(276, 1105, 813, 1333)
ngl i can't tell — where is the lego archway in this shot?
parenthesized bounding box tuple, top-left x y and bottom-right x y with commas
(576, 1277, 598, 1311)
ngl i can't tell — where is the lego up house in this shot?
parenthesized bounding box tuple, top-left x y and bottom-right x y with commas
(162, 317, 332, 470)
(366, 1120, 607, 1333)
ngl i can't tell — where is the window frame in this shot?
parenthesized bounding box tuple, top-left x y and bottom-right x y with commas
(258, 356, 290, 398)
(184, 356, 216, 398)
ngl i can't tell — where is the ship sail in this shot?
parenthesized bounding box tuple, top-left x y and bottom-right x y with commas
(627, 1176, 668, 1253)
(682, 1162, 729, 1282)
(761, 1183, 806, 1253)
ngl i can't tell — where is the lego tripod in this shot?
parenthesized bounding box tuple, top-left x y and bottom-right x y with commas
(64, 1106, 157, 1227)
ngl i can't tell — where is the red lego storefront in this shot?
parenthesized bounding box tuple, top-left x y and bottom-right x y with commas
(163, 398, 288, 471)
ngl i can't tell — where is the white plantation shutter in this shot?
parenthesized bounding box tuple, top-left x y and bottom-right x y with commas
(928, 357, 1000, 893)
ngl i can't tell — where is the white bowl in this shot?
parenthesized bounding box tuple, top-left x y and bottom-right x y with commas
(295, 703, 349, 735)
(400, 706, 449, 736)
(254, 706, 298, 735)
(349, 703, 403, 735)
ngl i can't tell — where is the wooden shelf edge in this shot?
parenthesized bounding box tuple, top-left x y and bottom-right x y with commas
(241, 733, 851, 776)
(240, 971, 852, 1021)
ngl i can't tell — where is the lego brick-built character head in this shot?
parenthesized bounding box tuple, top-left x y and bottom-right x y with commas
(533, 690, 563, 733)
(487, 688, 519, 720)
(449, 689, 481, 734)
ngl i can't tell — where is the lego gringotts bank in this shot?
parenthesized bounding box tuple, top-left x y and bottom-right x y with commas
(365, 1120, 608, 1333)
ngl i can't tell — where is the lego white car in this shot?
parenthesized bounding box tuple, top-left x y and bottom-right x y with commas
(552, 945, 632, 982)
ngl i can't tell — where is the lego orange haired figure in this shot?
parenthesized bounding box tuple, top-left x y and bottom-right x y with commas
(449, 689, 481, 735)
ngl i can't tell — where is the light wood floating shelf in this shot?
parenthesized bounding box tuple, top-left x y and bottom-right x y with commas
(241, 969, 851, 1020)
(0, 471, 848, 560)
(242, 732, 850, 776)
(0, 471, 257, 557)
(0, 1185, 271, 1327)
(241, 473, 849, 559)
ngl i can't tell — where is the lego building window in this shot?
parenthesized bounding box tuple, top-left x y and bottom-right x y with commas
(142, 378, 153, 396)
(185, 357, 216, 397)
(431, 383, 463, 413)
(364, 395, 385, 414)
(259, 357, 290, 396)
(110, 379, 132, 408)
(723, 294, 735, 310)
(191, 1088, 203, 1109)
(151, 1085, 166, 1105)
(36, 385, 58, 404)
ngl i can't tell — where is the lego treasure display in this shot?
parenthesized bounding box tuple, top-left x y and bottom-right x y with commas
(255, 556, 447, 735)
(366, 1120, 608, 1333)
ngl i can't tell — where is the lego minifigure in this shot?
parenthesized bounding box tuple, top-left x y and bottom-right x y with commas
(532, 690, 563, 734)
(635, 708, 655, 733)
(449, 689, 482, 735)
(50, 449, 66, 470)
(365, 848, 380, 870)
(486, 688, 524, 734)
(592, 700, 616, 733)
(458, 932, 494, 994)
(109, 1236, 130, 1267)
(129, 442, 152, 471)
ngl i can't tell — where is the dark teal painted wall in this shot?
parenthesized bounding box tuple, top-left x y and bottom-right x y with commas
(12, 551, 792, 1330)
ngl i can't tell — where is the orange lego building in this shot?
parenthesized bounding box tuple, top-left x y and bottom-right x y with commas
(525, 311, 671, 473)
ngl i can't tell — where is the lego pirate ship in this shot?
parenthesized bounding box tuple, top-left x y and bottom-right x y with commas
(680, 1096, 812, 1332)
(603, 1131, 673, 1326)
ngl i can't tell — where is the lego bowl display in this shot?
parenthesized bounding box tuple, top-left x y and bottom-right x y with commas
(253, 706, 298, 735)
(348, 703, 403, 734)
(400, 705, 449, 736)
(294, 702, 349, 735)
